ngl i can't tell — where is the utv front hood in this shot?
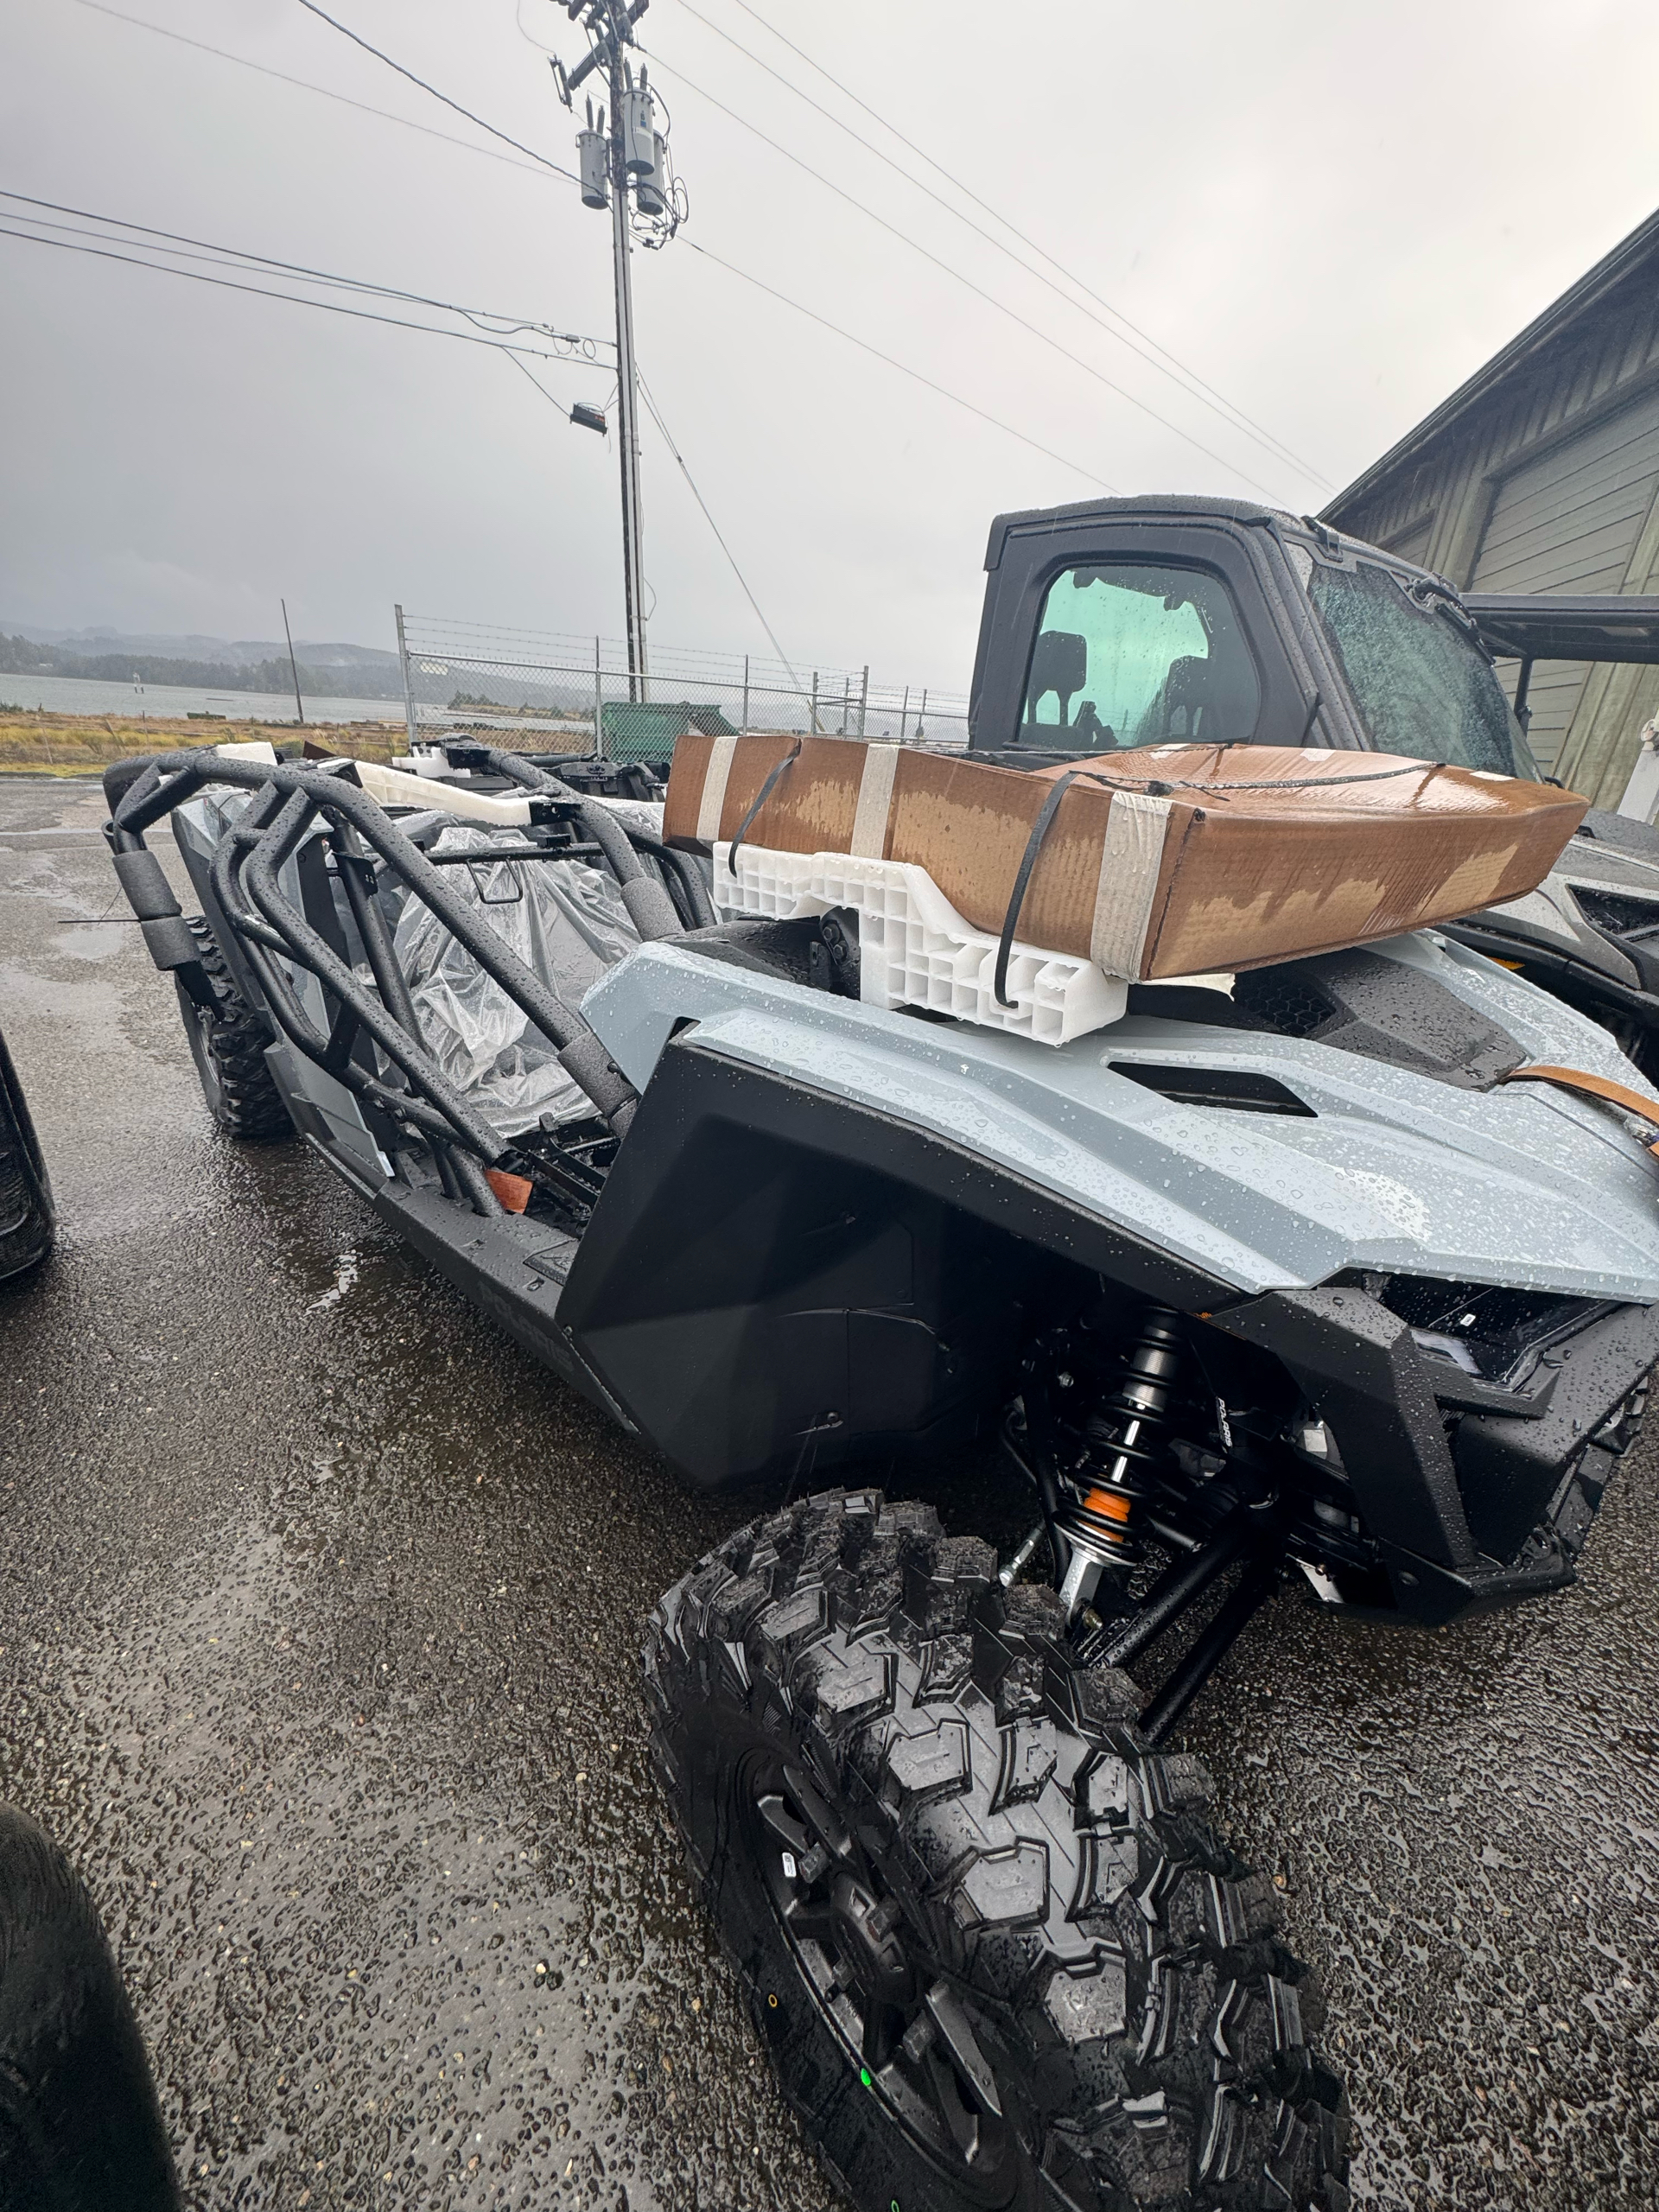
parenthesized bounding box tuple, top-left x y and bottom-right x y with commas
(585, 933, 1659, 1306)
(1473, 813, 1659, 988)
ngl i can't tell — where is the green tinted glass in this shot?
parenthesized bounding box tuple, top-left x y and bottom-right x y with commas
(1020, 563, 1261, 750)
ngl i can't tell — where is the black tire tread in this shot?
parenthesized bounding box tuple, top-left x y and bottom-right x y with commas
(645, 1487, 1350, 2212)
(0, 1029, 54, 1278)
(0, 1803, 180, 2209)
(175, 917, 293, 1141)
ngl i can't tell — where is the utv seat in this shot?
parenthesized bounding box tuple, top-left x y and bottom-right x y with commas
(1158, 653, 1259, 744)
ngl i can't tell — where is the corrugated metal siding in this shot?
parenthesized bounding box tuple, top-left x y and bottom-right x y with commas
(1472, 386, 1659, 591)
(1333, 277, 1659, 575)
(1469, 385, 1659, 770)
(1329, 269, 1659, 797)
(1381, 517, 1433, 565)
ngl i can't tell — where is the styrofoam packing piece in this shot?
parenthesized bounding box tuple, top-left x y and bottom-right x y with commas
(354, 760, 532, 824)
(393, 749, 465, 779)
(380, 758, 665, 838)
(713, 842, 1127, 1046)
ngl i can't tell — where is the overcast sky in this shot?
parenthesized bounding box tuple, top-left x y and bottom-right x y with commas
(4, 0, 1659, 690)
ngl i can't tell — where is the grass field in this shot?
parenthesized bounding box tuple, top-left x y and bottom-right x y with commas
(0, 709, 407, 776)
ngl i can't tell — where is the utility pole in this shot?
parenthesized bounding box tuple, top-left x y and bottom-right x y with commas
(394, 602, 416, 753)
(551, 1, 685, 707)
(607, 47, 646, 705)
(281, 598, 305, 727)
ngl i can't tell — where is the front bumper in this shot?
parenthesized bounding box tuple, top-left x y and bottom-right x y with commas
(1216, 1286, 1659, 1624)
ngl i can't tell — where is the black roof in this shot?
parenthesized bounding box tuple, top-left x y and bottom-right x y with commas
(983, 493, 1292, 570)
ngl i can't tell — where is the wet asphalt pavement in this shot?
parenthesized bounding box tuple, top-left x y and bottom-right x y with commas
(1, 773, 1658, 2210)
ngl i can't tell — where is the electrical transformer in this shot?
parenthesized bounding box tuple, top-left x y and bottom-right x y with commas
(635, 134, 669, 219)
(577, 126, 608, 211)
(620, 82, 657, 176)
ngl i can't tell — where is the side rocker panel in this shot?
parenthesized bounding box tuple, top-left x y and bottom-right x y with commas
(557, 1037, 1232, 1491)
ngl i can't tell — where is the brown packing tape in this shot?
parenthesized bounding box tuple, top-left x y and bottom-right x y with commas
(486, 1169, 533, 1212)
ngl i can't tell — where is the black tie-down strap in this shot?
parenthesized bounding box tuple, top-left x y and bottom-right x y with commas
(989, 755, 1431, 1007)
(994, 769, 1095, 1007)
(726, 738, 803, 877)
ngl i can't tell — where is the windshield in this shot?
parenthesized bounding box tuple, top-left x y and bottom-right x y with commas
(1020, 561, 1262, 750)
(1306, 558, 1539, 778)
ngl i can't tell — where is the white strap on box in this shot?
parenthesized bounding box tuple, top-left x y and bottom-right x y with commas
(1089, 790, 1172, 978)
(849, 741, 899, 857)
(696, 733, 740, 842)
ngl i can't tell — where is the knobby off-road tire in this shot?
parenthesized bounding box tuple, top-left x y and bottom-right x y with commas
(645, 1490, 1349, 2212)
(0, 1804, 180, 2211)
(174, 916, 293, 1141)
(0, 1029, 54, 1280)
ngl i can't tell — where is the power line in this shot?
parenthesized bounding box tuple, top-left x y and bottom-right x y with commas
(288, 0, 578, 183)
(652, 53, 1287, 501)
(718, 0, 1333, 493)
(71, 0, 565, 188)
(504, 345, 613, 429)
(64, 0, 1108, 492)
(675, 0, 1327, 492)
(0, 189, 607, 349)
(0, 222, 607, 367)
(683, 238, 1113, 489)
(80, 0, 1318, 496)
(503, 350, 566, 409)
(634, 371, 804, 688)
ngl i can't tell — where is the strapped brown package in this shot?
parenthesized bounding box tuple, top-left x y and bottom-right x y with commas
(663, 734, 1586, 982)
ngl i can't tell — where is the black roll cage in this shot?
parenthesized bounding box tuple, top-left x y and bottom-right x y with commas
(105, 742, 711, 1216)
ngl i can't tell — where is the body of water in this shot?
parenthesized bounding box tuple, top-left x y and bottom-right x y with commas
(0, 670, 410, 725)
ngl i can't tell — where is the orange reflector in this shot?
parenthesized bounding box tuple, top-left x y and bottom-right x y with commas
(486, 1169, 533, 1213)
(1083, 1485, 1134, 1523)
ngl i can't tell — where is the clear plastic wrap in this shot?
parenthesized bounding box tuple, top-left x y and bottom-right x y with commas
(391, 824, 639, 1135)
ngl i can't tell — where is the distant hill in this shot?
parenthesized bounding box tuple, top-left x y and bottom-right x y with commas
(0, 625, 411, 701)
(0, 623, 401, 675)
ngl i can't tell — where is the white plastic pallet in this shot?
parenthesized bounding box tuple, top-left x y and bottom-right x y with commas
(712, 842, 1127, 1046)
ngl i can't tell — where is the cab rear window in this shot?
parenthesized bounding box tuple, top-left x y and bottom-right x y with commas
(1020, 563, 1262, 752)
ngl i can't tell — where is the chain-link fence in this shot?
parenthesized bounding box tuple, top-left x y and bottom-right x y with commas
(394, 612, 969, 765)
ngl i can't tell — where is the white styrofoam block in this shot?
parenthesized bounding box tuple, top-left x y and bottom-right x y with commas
(354, 760, 531, 824)
(712, 842, 1127, 1046)
(382, 760, 664, 839)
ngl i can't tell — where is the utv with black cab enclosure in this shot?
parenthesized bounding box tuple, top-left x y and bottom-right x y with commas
(971, 493, 1659, 1082)
(99, 496, 1659, 2212)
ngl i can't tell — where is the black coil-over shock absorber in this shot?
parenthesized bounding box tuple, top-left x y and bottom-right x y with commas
(1055, 1304, 1185, 1618)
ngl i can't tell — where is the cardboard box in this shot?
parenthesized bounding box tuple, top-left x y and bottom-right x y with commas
(664, 734, 1586, 980)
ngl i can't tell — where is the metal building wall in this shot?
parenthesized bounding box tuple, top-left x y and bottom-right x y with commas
(1329, 265, 1659, 802)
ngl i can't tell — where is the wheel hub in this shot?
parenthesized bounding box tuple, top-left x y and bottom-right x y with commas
(829, 1872, 912, 2009)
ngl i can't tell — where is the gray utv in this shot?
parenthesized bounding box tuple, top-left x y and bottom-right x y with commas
(99, 567, 1659, 2208)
